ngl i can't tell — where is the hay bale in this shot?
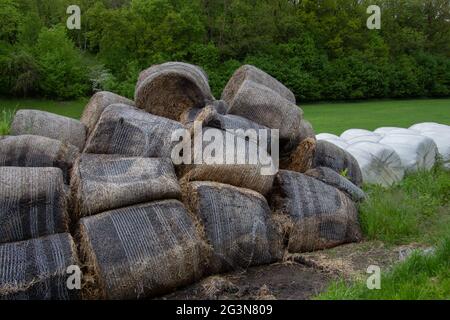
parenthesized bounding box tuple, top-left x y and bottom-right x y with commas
(280, 137, 316, 173)
(0, 233, 80, 300)
(221, 64, 296, 104)
(271, 170, 362, 253)
(179, 100, 228, 128)
(78, 200, 208, 299)
(0, 135, 79, 184)
(374, 127, 420, 136)
(313, 140, 363, 187)
(184, 181, 283, 274)
(298, 119, 316, 142)
(84, 104, 184, 158)
(225, 80, 303, 143)
(10, 110, 86, 151)
(305, 167, 366, 202)
(135, 62, 214, 121)
(181, 128, 276, 195)
(81, 91, 134, 135)
(340, 129, 375, 141)
(0, 167, 69, 244)
(346, 134, 383, 144)
(71, 154, 181, 218)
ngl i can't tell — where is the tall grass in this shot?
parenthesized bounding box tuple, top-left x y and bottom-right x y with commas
(0, 109, 15, 135)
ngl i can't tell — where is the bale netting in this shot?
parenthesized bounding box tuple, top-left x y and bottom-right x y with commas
(183, 181, 283, 274)
(180, 128, 276, 195)
(0, 167, 69, 244)
(71, 154, 181, 218)
(280, 137, 316, 173)
(78, 200, 209, 299)
(81, 91, 134, 135)
(270, 170, 362, 253)
(135, 62, 214, 121)
(221, 64, 296, 104)
(179, 100, 228, 129)
(313, 140, 363, 187)
(83, 104, 185, 158)
(0, 233, 80, 300)
(305, 167, 366, 202)
(225, 79, 303, 143)
(10, 109, 86, 151)
(0, 135, 79, 184)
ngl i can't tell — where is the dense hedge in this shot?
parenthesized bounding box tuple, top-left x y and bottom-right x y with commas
(1, 0, 449, 101)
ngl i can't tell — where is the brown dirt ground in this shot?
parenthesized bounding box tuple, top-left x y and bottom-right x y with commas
(161, 241, 428, 300)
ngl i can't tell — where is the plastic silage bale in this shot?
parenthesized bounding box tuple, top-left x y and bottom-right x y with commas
(84, 104, 184, 158)
(313, 140, 363, 186)
(270, 170, 362, 253)
(316, 133, 349, 149)
(346, 142, 405, 187)
(81, 91, 134, 135)
(71, 154, 181, 218)
(0, 135, 79, 184)
(184, 181, 283, 274)
(79, 200, 208, 299)
(0, 233, 80, 300)
(222, 64, 296, 104)
(340, 129, 374, 141)
(418, 130, 450, 168)
(0, 167, 69, 244)
(346, 134, 383, 144)
(374, 127, 420, 136)
(409, 122, 449, 132)
(379, 134, 438, 172)
(135, 62, 214, 121)
(305, 167, 366, 202)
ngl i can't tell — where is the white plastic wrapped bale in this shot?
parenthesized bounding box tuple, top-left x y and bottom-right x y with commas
(346, 134, 383, 144)
(346, 142, 405, 187)
(374, 127, 419, 136)
(409, 122, 450, 132)
(316, 133, 340, 141)
(340, 129, 374, 141)
(379, 134, 438, 172)
(409, 124, 450, 168)
(316, 134, 350, 150)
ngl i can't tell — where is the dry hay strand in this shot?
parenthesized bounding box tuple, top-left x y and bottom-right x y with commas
(270, 170, 362, 253)
(135, 62, 213, 121)
(83, 104, 184, 158)
(0, 167, 69, 244)
(70, 154, 181, 220)
(78, 200, 209, 299)
(222, 64, 296, 104)
(305, 167, 366, 202)
(81, 91, 134, 135)
(184, 181, 284, 275)
(313, 140, 363, 187)
(0, 135, 79, 184)
(280, 137, 316, 173)
(0, 233, 80, 300)
(10, 109, 86, 151)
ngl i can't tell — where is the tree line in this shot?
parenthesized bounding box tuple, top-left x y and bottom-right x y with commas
(1, 0, 449, 101)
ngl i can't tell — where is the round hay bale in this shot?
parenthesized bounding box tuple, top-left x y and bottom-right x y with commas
(71, 154, 181, 218)
(346, 134, 383, 144)
(225, 80, 303, 143)
(10, 109, 86, 150)
(179, 100, 228, 129)
(316, 133, 340, 141)
(270, 170, 362, 253)
(0, 135, 79, 184)
(83, 104, 185, 158)
(346, 142, 405, 187)
(340, 129, 374, 141)
(298, 119, 316, 142)
(81, 91, 134, 135)
(374, 127, 420, 136)
(280, 137, 316, 173)
(135, 62, 214, 121)
(418, 130, 450, 168)
(409, 122, 450, 132)
(0, 167, 69, 244)
(0, 233, 80, 300)
(221, 64, 296, 104)
(313, 140, 363, 187)
(78, 200, 209, 299)
(184, 181, 283, 274)
(305, 167, 366, 202)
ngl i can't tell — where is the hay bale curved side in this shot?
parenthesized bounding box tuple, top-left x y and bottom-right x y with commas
(313, 140, 363, 186)
(270, 170, 362, 253)
(10, 110, 86, 150)
(0, 233, 80, 300)
(184, 181, 283, 274)
(135, 62, 213, 121)
(78, 200, 209, 299)
(221, 64, 296, 104)
(81, 91, 134, 134)
(71, 154, 181, 218)
(84, 104, 185, 158)
(0, 135, 79, 184)
(0, 167, 69, 244)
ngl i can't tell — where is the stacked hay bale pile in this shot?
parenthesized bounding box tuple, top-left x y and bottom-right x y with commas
(1, 63, 364, 300)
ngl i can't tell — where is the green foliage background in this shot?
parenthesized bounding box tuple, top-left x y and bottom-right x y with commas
(1, 0, 450, 100)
